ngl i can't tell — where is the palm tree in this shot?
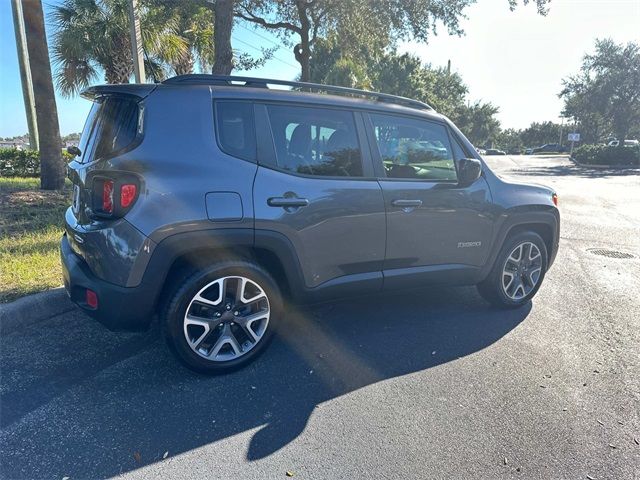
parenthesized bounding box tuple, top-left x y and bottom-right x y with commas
(22, 0, 65, 190)
(152, 0, 215, 75)
(51, 0, 188, 96)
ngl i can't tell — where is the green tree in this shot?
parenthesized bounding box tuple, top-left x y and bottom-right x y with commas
(155, 0, 273, 75)
(452, 101, 501, 147)
(51, 0, 189, 96)
(236, 0, 550, 82)
(495, 128, 523, 152)
(560, 39, 640, 145)
(309, 38, 500, 146)
(152, 0, 216, 74)
(519, 121, 563, 147)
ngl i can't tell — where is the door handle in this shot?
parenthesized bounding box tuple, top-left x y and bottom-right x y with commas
(267, 197, 309, 208)
(391, 199, 423, 208)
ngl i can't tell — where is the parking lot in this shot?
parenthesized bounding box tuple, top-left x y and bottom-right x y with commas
(1, 155, 638, 479)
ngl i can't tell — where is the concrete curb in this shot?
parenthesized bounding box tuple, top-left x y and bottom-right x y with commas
(570, 157, 640, 169)
(0, 288, 75, 335)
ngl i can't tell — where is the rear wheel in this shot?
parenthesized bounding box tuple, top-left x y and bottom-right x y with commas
(162, 261, 282, 374)
(477, 231, 548, 308)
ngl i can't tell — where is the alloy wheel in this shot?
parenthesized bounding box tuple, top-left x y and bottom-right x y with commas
(501, 241, 543, 301)
(183, 276, 270, 361)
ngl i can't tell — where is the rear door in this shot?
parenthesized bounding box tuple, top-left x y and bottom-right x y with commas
(252, 103, 386, 292)
(364, 112, 494, 288)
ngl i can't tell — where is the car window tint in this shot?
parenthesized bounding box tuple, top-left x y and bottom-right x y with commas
(370, 113, 458, 181)
(215, 101, 256, 161)
(76, 102, 100, 163)
(266, 104, 363, 177)
(450, 136, 467, 161)
(91, 97, 140, 160)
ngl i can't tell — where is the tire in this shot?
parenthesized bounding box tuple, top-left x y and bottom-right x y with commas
(162, 260, 282, 374)
(477, 231, 548, 308)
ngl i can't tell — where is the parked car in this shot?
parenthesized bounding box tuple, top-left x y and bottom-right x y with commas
(532, 143, 566, 154)
(61, 75, 560, 374)
(475, 147, 487, 155)
(484, 148, 506, 155)
(524, 148, 534, 155)
(607, 139, 639, 147)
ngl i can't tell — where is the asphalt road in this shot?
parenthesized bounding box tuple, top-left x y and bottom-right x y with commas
(1, 155, 639, 479)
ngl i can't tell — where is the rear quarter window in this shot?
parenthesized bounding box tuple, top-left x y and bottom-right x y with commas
(81, 97, 141, 163)
(214, 101, 256, 161)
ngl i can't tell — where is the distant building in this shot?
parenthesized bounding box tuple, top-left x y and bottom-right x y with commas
(0, 141, 28, 150)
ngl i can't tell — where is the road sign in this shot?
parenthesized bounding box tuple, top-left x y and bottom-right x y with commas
(568, 133, 580, 142)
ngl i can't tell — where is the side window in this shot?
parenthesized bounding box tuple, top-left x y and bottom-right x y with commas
(215, 101, 256, 161)
(370, 113, 458, 181)
(266, 104, 363, 177)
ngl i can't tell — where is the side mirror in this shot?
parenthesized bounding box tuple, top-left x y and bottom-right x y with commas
(457, 158, 482, 187)
(66, 145, 82, 157)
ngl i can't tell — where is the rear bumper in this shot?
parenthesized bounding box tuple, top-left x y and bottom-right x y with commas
(61, 234, 155, 331)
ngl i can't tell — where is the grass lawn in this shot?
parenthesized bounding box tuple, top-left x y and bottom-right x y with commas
(0, 177, 71, 303)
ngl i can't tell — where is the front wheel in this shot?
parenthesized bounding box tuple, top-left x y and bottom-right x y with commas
(162, 261, 282, 374)
(477, 232, 548, 308)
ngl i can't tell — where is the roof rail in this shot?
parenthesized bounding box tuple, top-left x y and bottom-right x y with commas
(162, 74, 433, 111)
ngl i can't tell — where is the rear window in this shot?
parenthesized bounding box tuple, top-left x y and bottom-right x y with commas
(81, 97, 140, 163)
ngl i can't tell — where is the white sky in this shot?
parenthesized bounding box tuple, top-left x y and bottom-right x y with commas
(400, 0, 640, 129)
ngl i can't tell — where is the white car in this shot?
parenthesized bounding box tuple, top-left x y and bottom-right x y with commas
(608, 139, 639, 147)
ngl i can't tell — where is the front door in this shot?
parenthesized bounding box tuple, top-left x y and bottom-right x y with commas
(364, 112, 494, 289)
(253, 103, 386, 292)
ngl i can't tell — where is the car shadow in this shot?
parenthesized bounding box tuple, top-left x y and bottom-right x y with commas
(0, 286, 531, 479)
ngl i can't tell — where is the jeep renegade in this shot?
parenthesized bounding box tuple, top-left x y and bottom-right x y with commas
(61, 75, 560, 373)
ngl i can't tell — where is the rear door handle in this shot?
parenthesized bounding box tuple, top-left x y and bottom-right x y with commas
(267, 197, 309, 208)
(391, 199, 423, 208)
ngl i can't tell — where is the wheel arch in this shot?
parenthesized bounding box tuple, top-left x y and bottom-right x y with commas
(146, 228, 306, 316)
(481, 209, 560, 280)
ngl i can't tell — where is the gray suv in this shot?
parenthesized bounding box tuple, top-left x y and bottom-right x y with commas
(61, 75, 560, 373)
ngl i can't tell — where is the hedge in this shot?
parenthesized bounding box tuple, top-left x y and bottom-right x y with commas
(0, 148, 73, 177)
(572, 144, 640, 166)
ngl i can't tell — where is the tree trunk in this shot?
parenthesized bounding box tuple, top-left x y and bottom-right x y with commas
(105, 37, 133, 84)
(22, 0, 64, 190)
(174, 50, 195, 75)
(294, 0, 311, 82)
(212, 0, 233, 75)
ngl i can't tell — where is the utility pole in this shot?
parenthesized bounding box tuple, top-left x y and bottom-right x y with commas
(128, 0, 146, 83)
(11, 0, 39, 150)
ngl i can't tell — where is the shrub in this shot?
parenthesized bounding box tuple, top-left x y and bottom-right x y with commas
(572, 144, 640, 166)
(0, 148, 72, 177)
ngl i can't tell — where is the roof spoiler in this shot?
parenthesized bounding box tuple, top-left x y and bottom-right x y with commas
(80, 84, 158, 101)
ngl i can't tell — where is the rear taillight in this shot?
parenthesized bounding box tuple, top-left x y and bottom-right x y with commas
(102, 180, 114, 214)
(85, 289, 98, 309)
(92, 176, 139, 218)
(120, 184, 137, 208)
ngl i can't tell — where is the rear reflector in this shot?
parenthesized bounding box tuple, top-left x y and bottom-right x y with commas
(120, 184, 137, 208)
(552, 193, 558, 206)
(102, 180, 114, 213)
(86, 289, 98, 309)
